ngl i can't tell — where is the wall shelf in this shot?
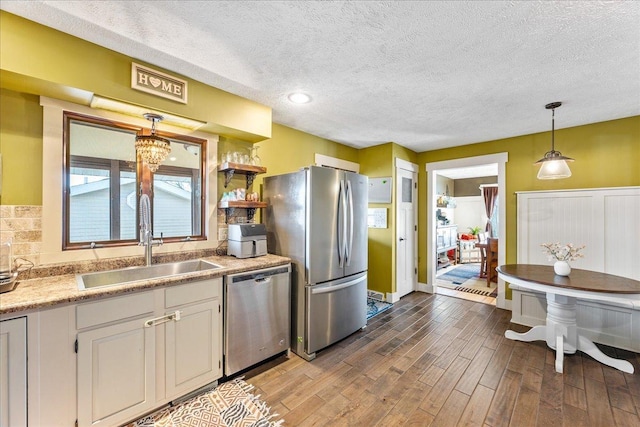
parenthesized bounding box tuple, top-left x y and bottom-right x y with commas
(218, 161, 267, 224)
(218, 201, 267, 224)
(218, 162, 267, 189)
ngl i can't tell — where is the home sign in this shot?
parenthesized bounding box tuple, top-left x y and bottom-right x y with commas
(131, 62, 188, 104)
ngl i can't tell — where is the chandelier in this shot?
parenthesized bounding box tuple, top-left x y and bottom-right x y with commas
(534, 102, 574, 180)
(135, 113, 171, 172)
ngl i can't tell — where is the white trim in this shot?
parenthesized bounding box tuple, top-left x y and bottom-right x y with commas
(426, 153, 508, 173)
(395, 158, 418, 173)
(386, 291, 400, 303)
(426, 153, 509, 309)
(39, 96, 219, 265)
(314, 153, 359, 173)
(395, 162, 418, 299)
(417, 282, 432, 293)
(515, 186, 640, 195)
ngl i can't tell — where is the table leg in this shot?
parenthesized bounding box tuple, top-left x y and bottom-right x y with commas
(555, 324, 567, 373)
(505, 325, 547, 342)
(577, 335, 634, 374)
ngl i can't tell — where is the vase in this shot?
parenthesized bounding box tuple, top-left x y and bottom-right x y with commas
(554, 260, 571, 276)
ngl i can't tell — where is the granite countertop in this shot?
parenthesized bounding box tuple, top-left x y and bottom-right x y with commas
(0, 254, 290, 315)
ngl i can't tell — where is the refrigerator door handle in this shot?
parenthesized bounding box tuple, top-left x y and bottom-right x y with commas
(310, 274, 367, 294)
(338, 179, 347, 267)
(345, 180, 354, 266)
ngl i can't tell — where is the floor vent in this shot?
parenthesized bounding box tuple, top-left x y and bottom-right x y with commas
(367, 290, 385, 301)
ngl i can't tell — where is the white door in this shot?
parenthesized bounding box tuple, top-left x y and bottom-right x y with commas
(396, 162, 418, 298)
(165, 300, 222, 399)
(77, 318, 155, 427)
(0, 317, 27, 427)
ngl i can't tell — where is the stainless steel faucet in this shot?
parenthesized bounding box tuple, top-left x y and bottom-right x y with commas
(139, 194, 163, 266)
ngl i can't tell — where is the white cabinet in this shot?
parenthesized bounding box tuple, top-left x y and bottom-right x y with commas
(77, 292, 156, 427)
(76, 279, 222, 427)
(0, 317, 27, 427)
(165, 280, 222, 399)
(77, 318, 155, 427)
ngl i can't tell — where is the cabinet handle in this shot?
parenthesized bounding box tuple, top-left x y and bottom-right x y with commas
(144, 310, 181, 328)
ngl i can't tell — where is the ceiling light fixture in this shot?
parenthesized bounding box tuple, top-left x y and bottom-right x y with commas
(135, 113, 171, 172)
(288, 92, 311, 104)
(535, 102, 573, 180)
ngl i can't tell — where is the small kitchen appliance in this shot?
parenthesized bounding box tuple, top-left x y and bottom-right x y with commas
(228, 223, 267, 258)
(0, 240, 18, 293)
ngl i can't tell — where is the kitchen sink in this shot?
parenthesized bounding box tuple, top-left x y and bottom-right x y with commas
(77, 259, 222, 290)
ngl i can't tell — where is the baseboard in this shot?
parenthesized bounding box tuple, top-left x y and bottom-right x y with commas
(387, 291, 400, 303)
(417, 282, 433, 293)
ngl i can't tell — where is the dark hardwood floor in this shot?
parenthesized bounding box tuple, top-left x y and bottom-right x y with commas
(242, 291, 640, 426)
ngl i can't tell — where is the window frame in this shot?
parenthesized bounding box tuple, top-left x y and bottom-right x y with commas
(62, 111, 208, 251)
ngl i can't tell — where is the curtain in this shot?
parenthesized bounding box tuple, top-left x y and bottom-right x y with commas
(483, 186, 498, 237)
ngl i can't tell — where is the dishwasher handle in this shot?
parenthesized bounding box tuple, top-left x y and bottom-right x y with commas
(230, 266, 290, 283)
(254, 276, 272, 284)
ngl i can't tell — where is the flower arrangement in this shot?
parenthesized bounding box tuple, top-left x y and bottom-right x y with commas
(540, 242, 585, 262)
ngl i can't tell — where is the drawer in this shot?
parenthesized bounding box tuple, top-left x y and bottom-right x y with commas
(165, 278, 221, 308)
(77, 291, 154, 330)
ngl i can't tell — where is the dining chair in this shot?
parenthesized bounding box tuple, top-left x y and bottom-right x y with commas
(476, 233, 488, 277)
(486, 238, 499, 286)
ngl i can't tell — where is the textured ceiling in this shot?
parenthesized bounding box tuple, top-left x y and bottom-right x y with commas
(2, 1, 639, 152)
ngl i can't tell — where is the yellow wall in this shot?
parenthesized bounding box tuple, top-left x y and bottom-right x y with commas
(0, 11, 271, 142)
(0, 89, 42, 204)
(417, 116, 640, 297)
(357, 142, 418, 296)
(256, 123, 359, 181)
(359, 143, 394, 294)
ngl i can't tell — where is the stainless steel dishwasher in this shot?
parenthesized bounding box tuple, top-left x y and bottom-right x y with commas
(224, 264, 291, 376)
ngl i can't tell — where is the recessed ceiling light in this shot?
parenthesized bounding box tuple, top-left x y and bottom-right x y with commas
(288, 92, 312, 104)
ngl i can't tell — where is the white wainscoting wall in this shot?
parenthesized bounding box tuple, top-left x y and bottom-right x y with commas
(513, 186, 640, 352)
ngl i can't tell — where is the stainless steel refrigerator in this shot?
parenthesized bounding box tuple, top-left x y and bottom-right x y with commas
(263, 166, 368, 360)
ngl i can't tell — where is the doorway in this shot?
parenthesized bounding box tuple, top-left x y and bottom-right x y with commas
(425, 153, 508, 309)
(396, 159, 418, 299)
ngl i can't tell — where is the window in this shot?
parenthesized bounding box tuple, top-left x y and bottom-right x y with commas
(64, 112, 206, 249)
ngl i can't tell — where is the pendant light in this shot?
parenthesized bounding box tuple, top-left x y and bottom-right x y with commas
(135, 113, 171, 172)
(535, 102, 573, 180)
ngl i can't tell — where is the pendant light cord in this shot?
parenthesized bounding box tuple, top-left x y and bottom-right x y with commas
(550, 107, 555, 152)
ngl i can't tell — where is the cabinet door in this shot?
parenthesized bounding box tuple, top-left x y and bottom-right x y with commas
(77, 318, 155, 427)
(436, 229, 445, 250)
(449, 227, 458, 247)
(165, 300, 222, 399)
(0, 317, 27, 427)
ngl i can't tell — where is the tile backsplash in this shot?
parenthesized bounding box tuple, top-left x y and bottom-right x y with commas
(0, 205, 42, 268)
(1, 205, 217, 280)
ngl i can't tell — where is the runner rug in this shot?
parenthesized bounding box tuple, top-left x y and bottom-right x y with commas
(455, 280, 498, 297)
(126, 378, 284, 427)
(367, 297, 393, 320)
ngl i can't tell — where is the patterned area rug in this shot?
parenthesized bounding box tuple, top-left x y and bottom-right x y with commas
(126, 378, 283, 427)
(367, 297, 393, 320)
(437, 264, 497, 297)
(455, 280, 497, 297)
(438, 264, 481, 284)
